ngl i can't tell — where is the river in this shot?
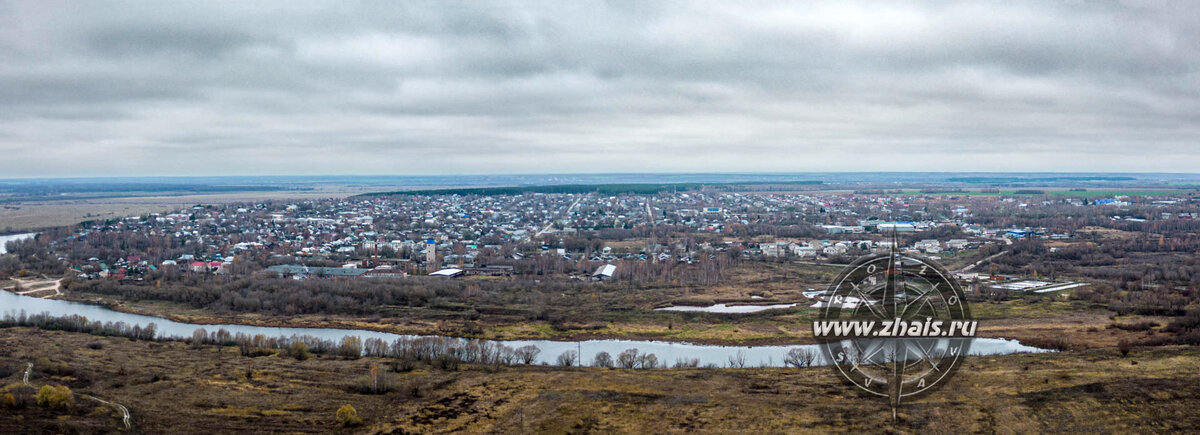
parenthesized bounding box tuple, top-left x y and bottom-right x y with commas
(0, 291, 1051, 367)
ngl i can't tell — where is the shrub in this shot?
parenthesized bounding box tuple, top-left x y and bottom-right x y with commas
(1111, 321, 1158, 332)
(338, 336, 363, 359)
(288, 341, 310, 361)
(36, 358, 73, 377)
(336, 404, 362, 427)
(1023, 336, 1073, 351)
(672, 358, 699, 368)
(36, 385, 73, 410)
(1118, 339, 1133, 357)
(6, 385, 34, 409)
(1, 392, 14, 409)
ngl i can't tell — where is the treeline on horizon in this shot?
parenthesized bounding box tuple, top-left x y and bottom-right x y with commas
(947, 176, 1138, 184)
(358, 181, 824, 197)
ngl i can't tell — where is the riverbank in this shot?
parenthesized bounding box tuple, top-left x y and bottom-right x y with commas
(1, 327, 1197, 433)
(0, 291, 1052, 367)
(40, 288, 1137, 350)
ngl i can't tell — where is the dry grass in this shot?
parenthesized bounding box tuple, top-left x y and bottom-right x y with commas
(1, 328, 1198, 433)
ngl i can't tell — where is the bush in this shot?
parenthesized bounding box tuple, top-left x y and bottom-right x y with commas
(287, 341, 310, 361)
(1023, 336, 1073, 351)
(36, 385, 73, 410)
(336, 404, 362, 427)
(6, 385, 34, 409)
(36, 358, 73, 377)
(1110, 321, 1158, 332)
(672, 358, 699, 368)
(338, 336, 362, 359)
(1118, 339, 1133, 357)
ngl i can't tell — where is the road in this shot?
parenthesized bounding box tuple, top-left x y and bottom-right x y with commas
(534, 193, 587, 238)
(21, 360, 131, 430)
(956, 250, 1008, 274)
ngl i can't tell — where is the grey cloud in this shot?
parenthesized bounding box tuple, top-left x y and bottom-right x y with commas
(1, 0, 1199, 177)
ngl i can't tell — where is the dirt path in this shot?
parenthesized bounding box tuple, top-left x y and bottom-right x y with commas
(956, 250, 1007, 273)
(8, 277, 63, 298)
(21, 360, 131, 430)
(81, 394, 132, 430)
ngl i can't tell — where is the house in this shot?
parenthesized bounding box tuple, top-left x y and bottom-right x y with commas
(914, 239, 941, 253)
(361, 267, 408, 279)
(592, 264, 616, 281)
(822, 245, 848, 256)
(266, 264, 367, 279)
(467, 265, 514, 277)
(430, 268, 464, 278)
(792, 245, 817, 258)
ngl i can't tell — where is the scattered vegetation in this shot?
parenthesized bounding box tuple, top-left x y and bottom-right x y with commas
(335, 404, 362, 427)
(35, 385, 73, 410)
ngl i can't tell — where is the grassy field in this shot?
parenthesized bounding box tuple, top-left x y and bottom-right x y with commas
(0, 187, 376, 232)
(0, 328, 1197, 433)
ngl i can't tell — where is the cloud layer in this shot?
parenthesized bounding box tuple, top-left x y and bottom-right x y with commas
(2, 0, 1199, 177)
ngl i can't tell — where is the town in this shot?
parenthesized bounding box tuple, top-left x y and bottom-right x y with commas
(12, 187, 1195, 300)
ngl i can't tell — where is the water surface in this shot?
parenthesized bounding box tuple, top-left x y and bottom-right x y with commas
(0, 291, 1051, 367)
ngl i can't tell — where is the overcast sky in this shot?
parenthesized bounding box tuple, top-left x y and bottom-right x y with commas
(1, 1, 1198, 177)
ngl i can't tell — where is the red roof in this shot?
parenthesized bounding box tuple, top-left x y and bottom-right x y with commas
(190, 261, 205, 267)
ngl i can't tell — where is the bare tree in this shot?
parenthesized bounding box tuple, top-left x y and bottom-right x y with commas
(593, 351, 614, 368)
(785, 348, 817, 368)
(616, 349, 640, 369)
(514, 345, 541, 365)
(556, 350, 578, 367)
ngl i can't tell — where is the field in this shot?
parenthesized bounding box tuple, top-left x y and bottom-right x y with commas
(1, 328, 1197, 433)
(0, 188, 371, 232)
